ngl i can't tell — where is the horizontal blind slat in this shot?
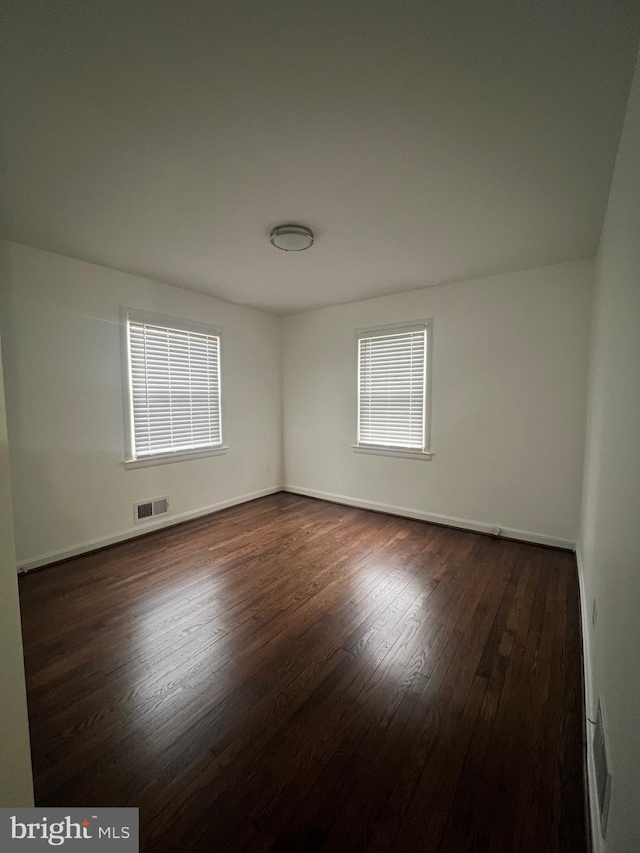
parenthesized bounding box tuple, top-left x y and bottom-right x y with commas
(128, 318, 222, 458)
(358, 328, 426, 452)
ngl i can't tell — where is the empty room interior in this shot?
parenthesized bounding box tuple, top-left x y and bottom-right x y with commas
(1, 1, 640, 851)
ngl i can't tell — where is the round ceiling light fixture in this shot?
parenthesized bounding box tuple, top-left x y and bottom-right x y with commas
(270, 224, 314, 252)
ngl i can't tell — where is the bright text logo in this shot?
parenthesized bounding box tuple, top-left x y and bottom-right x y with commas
(1, 808, 138, 851)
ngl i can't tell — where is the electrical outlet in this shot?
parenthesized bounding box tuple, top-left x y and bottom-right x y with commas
(490, 526, 501, 536)
(592, 598, 598, 628)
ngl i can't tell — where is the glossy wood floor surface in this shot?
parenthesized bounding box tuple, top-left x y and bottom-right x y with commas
(19, 493, 587, 852)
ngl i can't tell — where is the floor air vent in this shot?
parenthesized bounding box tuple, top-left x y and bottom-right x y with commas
(593, 698, 612, 837)
(134, 496, 169, 523)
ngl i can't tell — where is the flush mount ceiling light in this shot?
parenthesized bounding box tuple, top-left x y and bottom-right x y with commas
(270, 224, 314, 251)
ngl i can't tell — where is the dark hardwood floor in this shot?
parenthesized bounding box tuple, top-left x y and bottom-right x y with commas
(19, 493, 587, 852)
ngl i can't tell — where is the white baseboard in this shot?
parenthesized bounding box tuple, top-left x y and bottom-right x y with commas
(575, 545, 604, 853)
(282, 485, 575, 550)
(17, 486, 282, 573)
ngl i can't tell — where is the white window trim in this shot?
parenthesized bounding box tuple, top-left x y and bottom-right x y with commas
(123, 445, 229, 470)
(350, 444, 433, 460)
(120, 307, 227, 467)
(353, 318, 433, 460)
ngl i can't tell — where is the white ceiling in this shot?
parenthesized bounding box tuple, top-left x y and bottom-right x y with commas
(1, 1, 639, 314)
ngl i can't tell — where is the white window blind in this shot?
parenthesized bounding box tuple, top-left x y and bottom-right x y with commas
(357, 325, 427, 451)
(126, 315, 222, 459)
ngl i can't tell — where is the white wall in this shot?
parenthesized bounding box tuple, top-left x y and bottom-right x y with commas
(0, 336, 33, 806)
(283, 260, 593, 546)
(0, 240, 282, 569)
(578, 49, 640, 853)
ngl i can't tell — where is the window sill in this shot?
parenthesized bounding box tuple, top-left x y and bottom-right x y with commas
(124, 446, 229, 469)
(351, 444, 433, 461)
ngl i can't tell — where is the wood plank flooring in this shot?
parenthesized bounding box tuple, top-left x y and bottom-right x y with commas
(18, 493, 587, 852)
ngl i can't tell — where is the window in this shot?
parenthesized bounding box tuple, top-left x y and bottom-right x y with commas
(122, 310, 225, 466)
(355, 321, 431, 459)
